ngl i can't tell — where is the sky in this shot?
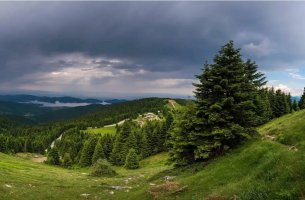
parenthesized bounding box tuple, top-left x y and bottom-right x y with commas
(1, 2, 305, 98)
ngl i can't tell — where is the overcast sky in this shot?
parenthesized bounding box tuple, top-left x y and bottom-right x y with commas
(1, 2, 305, 98)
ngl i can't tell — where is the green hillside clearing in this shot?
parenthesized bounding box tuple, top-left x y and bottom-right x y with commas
(2, 110, 305, 199)
(84, 126, 117, 135)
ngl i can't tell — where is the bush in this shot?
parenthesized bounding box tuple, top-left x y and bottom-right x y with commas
(45, 147, 60, 165)
(90, 159, 116, 177)
(62, 153, 73, 168)
(124, 148, 139, 169)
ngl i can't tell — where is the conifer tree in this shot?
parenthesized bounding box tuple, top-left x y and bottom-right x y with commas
(110, 123, 132, 165)
(299, 87, 305, 109)
(287, 93, 293, 113)
(169, 41, 261, 165)
(293, 99, 299, 111)
(168, 104, 198, 165)
(140, 133, 150, 158)
(125, 132, 137, 152)
(92, 139, 105, 164)
(244, 59, 267, 88)
(102, 134, 114, 159)
(124, 148, 139, 169)
(79, 138, 96, 167)
(0, 135, 7, 152)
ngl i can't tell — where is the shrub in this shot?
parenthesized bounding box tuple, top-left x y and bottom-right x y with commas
(90, 159, 116, 177)
(45, 147, 60, 165)
(62, 153, 73, 168)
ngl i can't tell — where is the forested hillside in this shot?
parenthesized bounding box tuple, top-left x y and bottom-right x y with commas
(0, 98, 177, 157)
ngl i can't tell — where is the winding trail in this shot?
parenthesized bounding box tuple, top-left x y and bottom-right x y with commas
(168, 99, 176, 109)
(104, 119, 127, 127)
(45, 133, 63, 152)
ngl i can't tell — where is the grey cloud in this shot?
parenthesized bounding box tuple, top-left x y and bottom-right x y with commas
(1, 2, 305, 96)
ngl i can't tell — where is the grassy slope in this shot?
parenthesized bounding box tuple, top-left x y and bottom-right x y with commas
(84, 126, 117, 135)
(0, 153, 171, 200)
(2, 110, 305, 199)
(151, 110, 305, 200)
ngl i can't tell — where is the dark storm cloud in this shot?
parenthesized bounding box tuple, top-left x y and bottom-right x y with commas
(1, 2, 305, 96)
(0, 2, 254, 75)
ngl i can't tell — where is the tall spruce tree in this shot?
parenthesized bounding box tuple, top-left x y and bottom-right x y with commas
(79, 138, 96, 167)
(299, 87, 305, 109)
(244, 59, 267, 88)
(92, 139, 105, 164)
(169, 41, 261, 165)
(140, 133, 150, 159)
(293, 99, 299, 111)
(124, 148, 139, 169)
(110, 122, 132, 165)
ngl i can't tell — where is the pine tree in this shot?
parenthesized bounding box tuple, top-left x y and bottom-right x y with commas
(125, 132, 137, 152)
(46, 147, 60, 165)
(79, 138, 96, 167)
(168, 104, 198, 165)
(293, 99, 299, 111)
(169, 41, 260, 165)
(287, 93, 293, 113)
(102, 134, 114, 159)
(299, 87, 305, 109)
(110, 122, 132, 165)
(244, 59, 267, 88)
(254, 89, 272, 125)
(92, 139, 105, 164)
(0, 134, 7, 152)
(124, 148, 139, 169)
(140, 133, 150, 159)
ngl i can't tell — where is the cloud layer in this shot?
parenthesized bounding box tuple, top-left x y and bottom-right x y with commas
(1, 2, 305, 97)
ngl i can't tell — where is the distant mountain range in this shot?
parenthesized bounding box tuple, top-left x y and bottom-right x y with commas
(0, 95, 127, 122)
(0, 95, 126, 107)
(292, 96, 300, 102)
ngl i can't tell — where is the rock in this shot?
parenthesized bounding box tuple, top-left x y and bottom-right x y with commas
(288, 146, 298, 151)
(265, 135, 276, 140)
(163, 176, 175, 181)
(80, 193, 90, 197)
(109, 191, 114, 195)
(149, 183, 156, 186)
(5, 184, 12, 188)
(109, 185, 132, 190)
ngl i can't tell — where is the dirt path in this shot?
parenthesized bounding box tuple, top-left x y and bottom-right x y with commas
(168, 99, 176, 109)
(104, 119, 127, 127)
(31, 156, 47, 163)
(45, 133, 63, 152)
(264, 134, 298, 151)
